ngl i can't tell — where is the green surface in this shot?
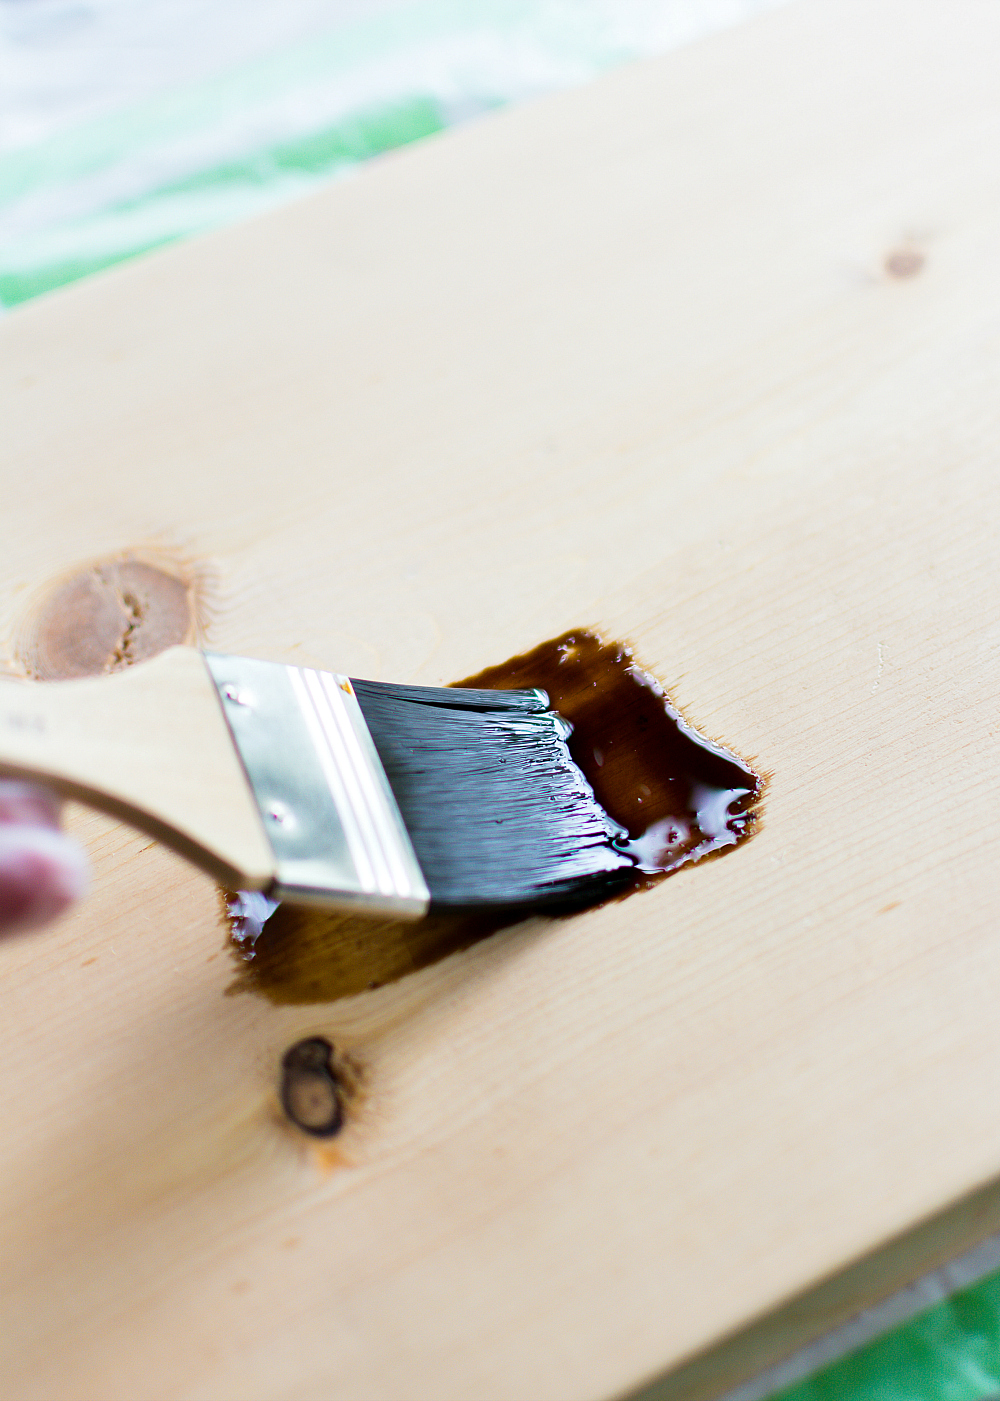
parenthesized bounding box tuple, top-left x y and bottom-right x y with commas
(0, 95, 447, 307)
(776, 1272, 1000, 1401)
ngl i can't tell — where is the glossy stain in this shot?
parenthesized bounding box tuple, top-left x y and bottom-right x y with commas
(226, 630, 761, 1004)
(464, 632, 759, 887)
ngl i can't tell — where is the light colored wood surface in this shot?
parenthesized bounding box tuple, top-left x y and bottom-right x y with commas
(3, 1, 1000, 1398)
(0, 647, 274, 887)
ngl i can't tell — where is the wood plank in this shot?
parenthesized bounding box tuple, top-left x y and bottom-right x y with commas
(3, 0, 1000, 1397)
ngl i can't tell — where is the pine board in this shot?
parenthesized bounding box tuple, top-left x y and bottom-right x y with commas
(2, 1, 1000, 1397)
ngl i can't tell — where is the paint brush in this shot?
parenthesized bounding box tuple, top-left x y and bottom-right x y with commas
(0, 646, 635, 917)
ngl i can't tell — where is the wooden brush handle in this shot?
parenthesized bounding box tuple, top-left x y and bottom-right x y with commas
(0, 646, 274, 889)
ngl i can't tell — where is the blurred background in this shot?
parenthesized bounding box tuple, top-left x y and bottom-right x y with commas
(4, 2, 1000, 1398)
(0, 0, 782, 309)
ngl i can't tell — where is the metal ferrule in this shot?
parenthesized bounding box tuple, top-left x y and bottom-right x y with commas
(204, 653, 430, 917)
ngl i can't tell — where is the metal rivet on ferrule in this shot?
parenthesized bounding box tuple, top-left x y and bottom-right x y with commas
(280, 1037, 343, 1137)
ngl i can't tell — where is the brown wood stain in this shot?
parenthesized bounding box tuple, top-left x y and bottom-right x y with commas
(462, 632, 759, 884)
(226, 631, 760, 1005)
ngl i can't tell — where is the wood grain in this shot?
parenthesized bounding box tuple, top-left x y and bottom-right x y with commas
(3, 0, 1000, 1397)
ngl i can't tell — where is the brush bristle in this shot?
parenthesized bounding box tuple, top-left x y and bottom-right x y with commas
(351, 680, 636, 911)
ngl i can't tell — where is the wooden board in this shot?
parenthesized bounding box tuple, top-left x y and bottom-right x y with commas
(3, 0, 1000, 1397)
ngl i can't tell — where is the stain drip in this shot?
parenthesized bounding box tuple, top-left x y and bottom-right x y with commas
(17, 558, 196, 681)
(227, 630, 760, 1006)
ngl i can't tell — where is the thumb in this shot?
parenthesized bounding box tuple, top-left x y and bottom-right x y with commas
(0, 788, 90, 936)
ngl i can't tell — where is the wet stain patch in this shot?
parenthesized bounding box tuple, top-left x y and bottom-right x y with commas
(464, 632, 759, 884)
(15, 553, 206, 680)
(227, 889, 511, 1004)
(227, 630, 761, 1005)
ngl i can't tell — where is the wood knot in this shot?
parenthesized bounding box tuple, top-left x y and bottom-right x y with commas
(280, 1037, 344, 1137)
(15, 555, 203, 680)
(884, 248, 925, 280)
